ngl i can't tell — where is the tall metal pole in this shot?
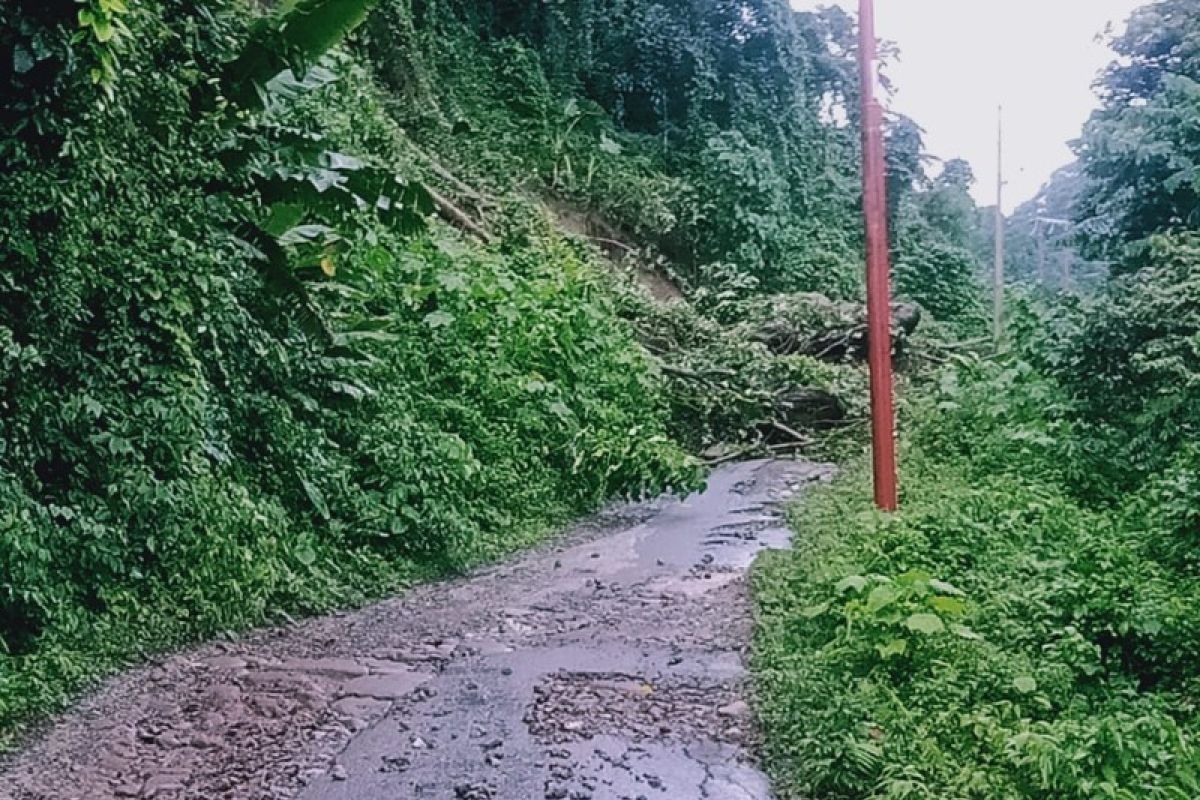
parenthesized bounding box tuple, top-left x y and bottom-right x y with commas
(993, 105, 1005, 346)
(857, 0, 898, 511)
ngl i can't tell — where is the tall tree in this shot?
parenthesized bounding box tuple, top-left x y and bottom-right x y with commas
(1076, 0, 1200, 262)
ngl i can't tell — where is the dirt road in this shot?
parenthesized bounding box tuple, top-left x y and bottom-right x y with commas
(0, 459, 830, 800)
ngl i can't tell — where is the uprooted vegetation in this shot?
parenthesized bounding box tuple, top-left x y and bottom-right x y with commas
(356, 0, 968, 459)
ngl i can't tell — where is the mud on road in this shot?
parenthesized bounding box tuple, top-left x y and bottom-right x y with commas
(0, 459, 832, 800)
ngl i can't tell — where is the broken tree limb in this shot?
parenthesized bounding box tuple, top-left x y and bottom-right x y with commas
(428, 186, 494, 244)
(404, 141, 498, 208)
(701, 445, 757, 466)
(768, 419, 814, 445)
(585, 235, 638, 259)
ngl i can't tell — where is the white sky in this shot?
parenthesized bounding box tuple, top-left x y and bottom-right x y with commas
(791, 0, 1145, 210)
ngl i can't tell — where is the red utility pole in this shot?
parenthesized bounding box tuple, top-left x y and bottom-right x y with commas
(857, 0, 899, 511)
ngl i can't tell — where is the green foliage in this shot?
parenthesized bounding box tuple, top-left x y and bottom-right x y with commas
(1038, 232, 1200, 497)
(0, 0, 694, 738)
(221, 0, 382, 111)
(73, 0, 134, 90)
(890, 135, 988, 327)
(0, 0, 997, 749)
(893, 232, 985, 329)
(1006, 0, 1200, 294)
(755, 5, 1200, 798)
(364, 0, 873, 294)
(756, 220, 1200, 799)
(1077, 0, 1200, 258)
(354, 0, 989, 457)
(980, 237, 1198, 503)
(754, 359, 1200, 799)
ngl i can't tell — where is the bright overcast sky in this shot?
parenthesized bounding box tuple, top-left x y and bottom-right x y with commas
(791, 0, 1145, 210)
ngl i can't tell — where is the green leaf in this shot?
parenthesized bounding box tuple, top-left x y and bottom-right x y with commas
(801, 602, 831, 619)
(437, 272, 468, 292)
(92, 19, 116, 43)
(1013, 675, 1037, 694)
(875, 638, 908, 659)
(929, 596, 966, 616)
(951, 623, 982, 641)
(336, 328, 399, 343)
(929, 578, 966, 597)
(278, 224, 336, 246)
(905, 613, 946, 635)
(364, 246, 394, 270)
(866, 585, 899, 614)
(299, 478, 330, 521)
(599, 134, 622, 155)
(220, 0, 381, 111)
(896, 569, 931, 587)
(295, 544, 317, 566)
(324, 152, 365, 171)
(262, 203, 306, 237)
(329, 380, 374, 401)
(423, 310, 455, 328)
(835, 575, 867, 594)
(235, 225, 332, 343)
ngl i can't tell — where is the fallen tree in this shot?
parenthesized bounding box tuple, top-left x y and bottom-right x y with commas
(617, 286, 869, 454)
(750, 295, 923, 361)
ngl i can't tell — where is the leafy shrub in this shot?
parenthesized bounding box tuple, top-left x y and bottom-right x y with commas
(1053, 233, 1200, 493)
(754, 356, 1200, 800)
(893, 234, 985, 328)
(755, 6, 1200, 798)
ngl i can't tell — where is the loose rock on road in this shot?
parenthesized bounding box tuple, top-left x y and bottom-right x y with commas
(0, 459, 832, 800)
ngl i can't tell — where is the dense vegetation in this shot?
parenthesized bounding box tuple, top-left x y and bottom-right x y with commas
(755, 2, 1200, 797)
(0, 0, 697, 735)
(0, 0, 988, 739)
(1004, 164, 1108, 293)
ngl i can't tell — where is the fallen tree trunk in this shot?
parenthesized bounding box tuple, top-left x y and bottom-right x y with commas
(428, 186, 494, 244)
(753, 301, 922, 362)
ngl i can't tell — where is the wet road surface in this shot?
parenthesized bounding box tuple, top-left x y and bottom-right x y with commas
(0, 459, 831, 800)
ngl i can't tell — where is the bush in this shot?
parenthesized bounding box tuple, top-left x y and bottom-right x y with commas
(754, 356, 1200, 800)
(1054, 233, 1200, 494)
